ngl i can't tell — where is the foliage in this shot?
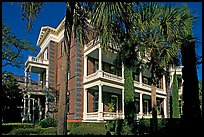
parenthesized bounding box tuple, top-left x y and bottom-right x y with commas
(172, 71, 180, 118)
(107, 103, 115, 112)
(105, 120, 121, 135)
(21, 2, 44, 31)
(38, 117, 57, 128)
(120, 119, 134, 135)
(7, 127, 57, 135)
(124, 66, 135, 118)
(180, 5, 201, 120)
(2, 71, 23, 123)
(2, 24, 36, 68)
(2, 123, 34, 134)
(68, 122, 107, 135)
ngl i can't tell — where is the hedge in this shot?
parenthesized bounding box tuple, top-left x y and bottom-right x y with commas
(68, 122, 107, 135)
(7, 127, 57, 135)
(2, 123, 34, 134)
(38, 117, 57, 128)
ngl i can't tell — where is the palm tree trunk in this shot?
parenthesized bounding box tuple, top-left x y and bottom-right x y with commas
(151, 83, 158, 135)
(57, 2, 75, 135)
(181, 40, 201, 127)
(165, 65, 171, 118)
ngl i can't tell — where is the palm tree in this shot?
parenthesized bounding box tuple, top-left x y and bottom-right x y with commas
(180, 5, 201, 120)
(21, 2, 91, 135)
(128, 3, 183, 134)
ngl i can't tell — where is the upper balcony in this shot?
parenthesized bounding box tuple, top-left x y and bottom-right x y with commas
(84, 70, 123, 84)
(25, 56, 49, 73)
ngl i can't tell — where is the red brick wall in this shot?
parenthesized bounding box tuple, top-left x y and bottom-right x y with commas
(87, 57, 94, 75)
(87, 90, 94, 113)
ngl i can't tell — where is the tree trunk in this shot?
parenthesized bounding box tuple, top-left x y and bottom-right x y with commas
(151, 83, 158, 135)
(181, 40, 201, 128)
(57, 2, 75, 135)
(57, 40, 69, 135)
(165, 65, 171, 118)
(172, 71, 179, 118)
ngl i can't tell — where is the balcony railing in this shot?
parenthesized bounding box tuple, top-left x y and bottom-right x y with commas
(84, 40, 100, 51)
(103, 112, 124, 120)
(103, 71, 123, 81)
(84, 70, 123, 84)
(134, 81, 165, 93)
(85, 71, 165, 93)
(85, 112, 124, 120)
(26, 56, 49, 65)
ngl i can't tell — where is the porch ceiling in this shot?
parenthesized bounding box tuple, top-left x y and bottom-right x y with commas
(88, 49, 117, 64)
(29, 66, 46, 73)
(89, 85, 122, 94)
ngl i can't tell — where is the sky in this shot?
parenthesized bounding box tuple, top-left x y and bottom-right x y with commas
(2, 2, 202, 81)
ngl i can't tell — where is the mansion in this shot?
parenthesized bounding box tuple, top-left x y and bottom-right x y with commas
(22, 17, 183, 123)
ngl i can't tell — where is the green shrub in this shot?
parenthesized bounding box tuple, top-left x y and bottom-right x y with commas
(7, 128, 38, 135)
(69, 122, 107, 135)
(7, 127, 57, 135)
(38, 127, 57, 135)
(67, 122, 79, 131)
(120, 120, 134, 135)
(38, 117, 57, 128)
(2, 123, 34, 134)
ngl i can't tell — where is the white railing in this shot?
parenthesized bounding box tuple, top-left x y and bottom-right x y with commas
(134, 81, 165, 94)
(84, 40, 99, 51)
(27, 56, 49, 65)
(84, 70, 123, 83)
(102, 71, 123, 81)
(85, 112, 124, 120)
(86, 112, 99, 119)
(103, 112, 124, 120)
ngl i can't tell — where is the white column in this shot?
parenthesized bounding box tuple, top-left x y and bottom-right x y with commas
(46, 69, 49, 88)
(98, 84, 103, 120)
(163, 98, 167, 118)
(163, 75, 166, 91)
(122, 88, 125, 119)
(45, 94, 48, 118)
(122, 63, 124, 78)
(28, 67, 31, 87)
(28, 73, 31, 87)
(28, 94, 31, 121)
(38, 98, 42, 121)
(23, 94, 26, 121)
(83, 89, 88, 120)
(84, 56, 88, 77)
(40, 74, 43, 90)
(139, 72, 143, 85)
(139, 93, 143, 115)
(24, 71, 27, 89)
(99, 47, 102, 70)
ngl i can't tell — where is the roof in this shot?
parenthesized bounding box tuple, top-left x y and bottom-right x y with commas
(36, 17, 66, 47)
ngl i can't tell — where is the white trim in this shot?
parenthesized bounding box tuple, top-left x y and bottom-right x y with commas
(37, 29, 65, 58)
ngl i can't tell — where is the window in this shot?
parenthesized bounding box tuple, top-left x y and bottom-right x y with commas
(135, 98, 140, 114)
(157, 100, 162, 114)
(143, 100, 149, 114)
(133, 73, 139, 82)
(111, 95, 118, 112)
(94, 60, 99, 72)
(94, 92, 98, 112)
